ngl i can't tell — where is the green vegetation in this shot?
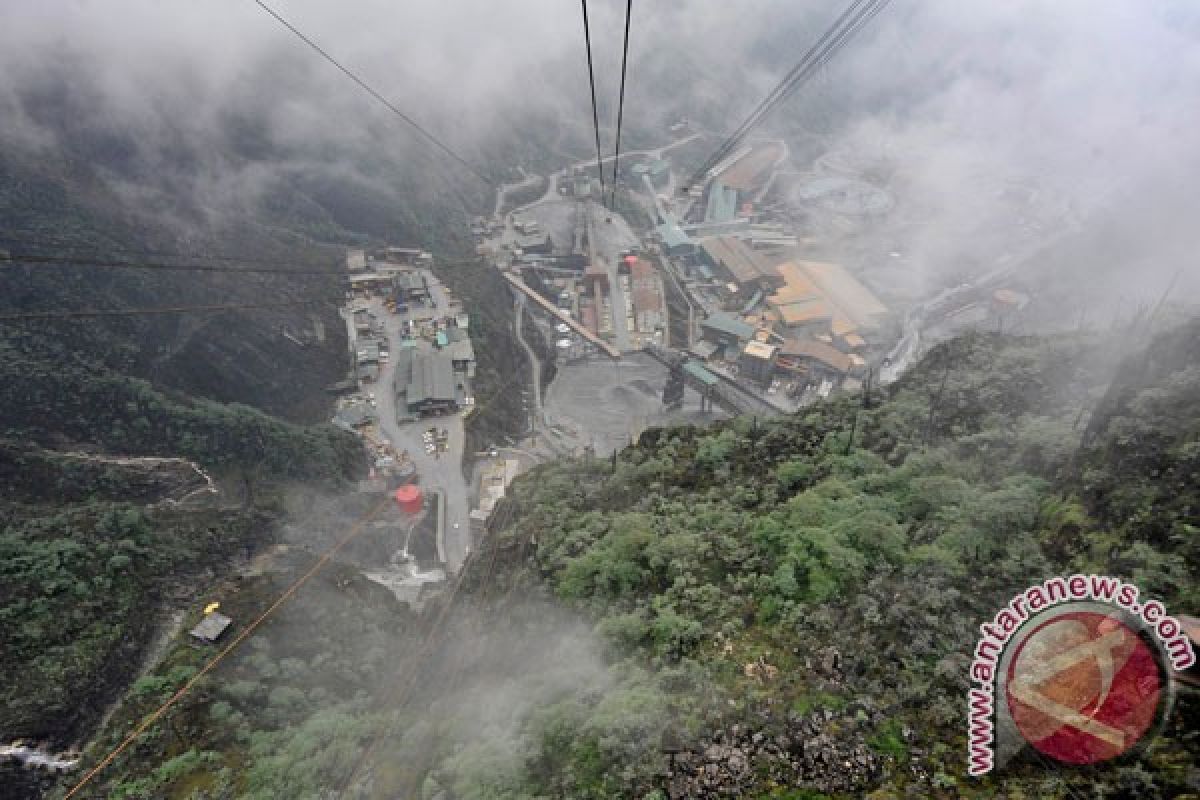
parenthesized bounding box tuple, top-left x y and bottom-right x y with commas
(55, 549, 419, 800)
(414, 323, 1197, 798)
(44, 322, 1200, 799)
(0, 502, 272, 740)
(0, 310, 364, 762)
(0, 337, 362, 482)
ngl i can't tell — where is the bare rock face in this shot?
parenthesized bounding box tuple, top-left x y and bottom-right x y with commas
(664, 710, 884, 799)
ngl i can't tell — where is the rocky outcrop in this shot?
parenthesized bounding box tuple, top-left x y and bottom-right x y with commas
(664, 709, 896, 798)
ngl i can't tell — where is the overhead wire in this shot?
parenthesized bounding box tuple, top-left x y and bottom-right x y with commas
(683, 0, 891, 191)
(0, 235, 343, 270)
(608, 0, 634, 209)
(0, 298, 332, 323)
(252, 0, 492, 188)
(336, 279, 566, 795)
(689, 0, 871, 182)
(335, 559, 475, 796)
(579, 0, 608, 208)
(62, 498, 393, 799)
(2, 252, 346, 277)
(0, 241, 487, 280)
(696, 0, 873, 179)
(50, 264, 534, 795)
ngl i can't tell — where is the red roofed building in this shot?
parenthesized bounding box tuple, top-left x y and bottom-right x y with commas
(627, 257, 665, 335)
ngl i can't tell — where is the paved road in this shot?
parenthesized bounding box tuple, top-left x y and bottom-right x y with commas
(496, 131, 703, 225)
(365, 278, 470, 571)
(513, 293, 543, 418)
(585, 199, 641, 351)
(493, 169, 540, 217)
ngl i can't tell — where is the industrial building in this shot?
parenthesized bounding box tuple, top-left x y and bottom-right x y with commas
(766, 260, 887, 344)
(515, 234, 555, 256)
(776, 337, 859, 381)
(700, 312, 755, 351)
(705, 180, 741, 223)
(655, 220, 695, 256)
(392, 271, 430, 304)
(739, 340, 778, 386)
(394, 349, 462, 416)
(699, 236, 784, 294)
(347, 272, 395, 293)
(373, 246, 432, 267)
(190, 611, 232, 645)
(624, 256, 666, 335)
(350, 335, 384, 386)
(440, 327, 476, 377)
(716, 142, 785, 194)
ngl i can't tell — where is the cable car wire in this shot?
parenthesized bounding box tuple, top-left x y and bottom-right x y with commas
(580, 0, 608, 208)
(0, 235, 340, 270)
(252, 0, 492, 188)
(0, 242, 484, 277)
(62, 499, 392, 799)
(684, 0, 891, 191)
(609, 0, 634, 209)
(690, 0, 872, 183)
(2, 252, 344, 276)
(0, 298, 331, 323)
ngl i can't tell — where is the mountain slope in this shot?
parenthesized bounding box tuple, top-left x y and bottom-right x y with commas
(53, 321, 1200, 799)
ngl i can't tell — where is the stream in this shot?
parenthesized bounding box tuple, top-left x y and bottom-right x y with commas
(0, 744, 78, 772)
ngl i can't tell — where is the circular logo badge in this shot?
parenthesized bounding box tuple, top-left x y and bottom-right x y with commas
(1005, 610, 1165, 765)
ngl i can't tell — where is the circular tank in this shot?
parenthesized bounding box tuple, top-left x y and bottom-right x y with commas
(393, 484, 423, 514)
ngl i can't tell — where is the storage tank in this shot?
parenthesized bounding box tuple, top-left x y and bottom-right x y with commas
(393, 485, 423, 515)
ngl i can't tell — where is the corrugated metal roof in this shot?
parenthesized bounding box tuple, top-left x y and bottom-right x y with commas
(796, 260, 887, 326)
(743, 340, 777, 360)
(771, 262, 822, 303)
(190, 612, 232, 643)
(392, 271, 427, 291)
(700, 236, 778, 285)
(683, 361, 719, 386)
(776, 299, 833, 325)
(779, 337, 853, 373)
(398, 350, 457, 405)
(700, 313, 754, 340)
(705, 180, 739, 223)
(655, 221, 692, 249)
(717, 142, 784, 191)
(446, 338, 474, 362)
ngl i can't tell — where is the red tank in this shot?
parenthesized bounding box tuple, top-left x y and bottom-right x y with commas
(393, 485, 423, 514)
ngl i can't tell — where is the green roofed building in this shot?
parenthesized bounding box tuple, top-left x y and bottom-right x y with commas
(705, 180, 739, 224)
(700, 312, 755, 350)
(682, 361, 719, 387)
(655, 221, 693, 255)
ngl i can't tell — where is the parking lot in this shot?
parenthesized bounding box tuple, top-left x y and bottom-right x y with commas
(343, 272, 472, 571)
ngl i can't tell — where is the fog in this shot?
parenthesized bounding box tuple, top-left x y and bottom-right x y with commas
(3, 5, 1197, 793)
(2, 0, 1196, 310)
